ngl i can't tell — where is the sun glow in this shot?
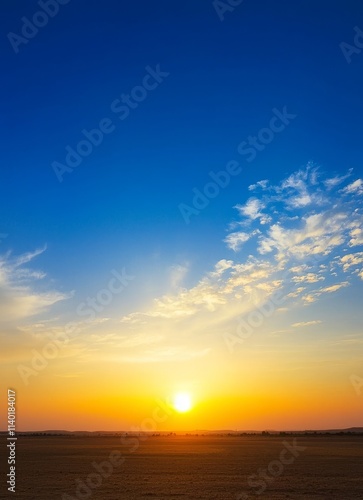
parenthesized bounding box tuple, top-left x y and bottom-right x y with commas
(173, 392, 192, 413)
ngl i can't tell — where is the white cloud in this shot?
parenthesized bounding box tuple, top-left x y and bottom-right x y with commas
(11, 166, 358, 365)
(0, 248, 70, 324)
(229, 168, 363, 262)
(113, 167, 363, 362)
(291, 273, 325, 284)
(211, 259, 234, 277)
(320, 282, 349, 293)
(121, 257, 277, 323)
(324, 170, 352, 190)
(291, 320, 322, 328)
(257, 212, 349, 260)
(287, 286, 306, 298)
(224, 231, 251, 251)
(343, 179, 363, 195)
(349, 228, 363, 247)
(248, 179, 269, 191)
(235, 198, 271, 224)
(289, 264, 309, 274)
(340, 252, 363, 272)
(302, 281, 349, 303)
(280, 168, 324, 208)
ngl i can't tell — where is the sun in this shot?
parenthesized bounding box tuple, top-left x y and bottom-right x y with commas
(173, 392, 192, 413)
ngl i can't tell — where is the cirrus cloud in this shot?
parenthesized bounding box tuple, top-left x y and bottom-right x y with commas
(0, 246, 71, 324)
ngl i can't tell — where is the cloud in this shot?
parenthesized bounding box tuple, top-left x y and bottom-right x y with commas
(287, 286, 306, 298)
(349, 228, 363, 247)
(111, 256, 285, 362)
(279, 168, 324, 208)
(340, 252, 363, 272)
(112, 166, 362, 362)
(9, 165, 360, 366)
(235, 198, 272, 224)
(0, 247, 71, 324)
(226, 167, 363, 262)
(342, 179, 363, 195)
(257, 212, 350, 260)
(211, 259, 234, 277)
(291, 273, 325, 284)
(248, 179, 269, 191)
(121, 257, 278, 323)
(302, 281, 349, 304)
(232, 169, 361, 262)
(324, 169, 352, 190)
(319, 282, 349, 293)
(224, 231, 251, 251)
(291, 320, 322, 328)
(289, 265, 309, 273)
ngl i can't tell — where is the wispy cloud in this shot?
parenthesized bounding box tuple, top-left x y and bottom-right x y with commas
(342, 179, 363, 195)
(0, 247, 71, 324)
(110, 166, 363, 361)
(291, 273, 325, 284)
(340, 252, 363, 272)
(302, 281, 349, 304)
(349, 228, 363, 247)
(235, 198, 272, 224)
(224, 231, 251, 251)
(323, 169, 352, 190)
(121, 257, 279, 322)
(248, 179, 269, 191)
(292, 320, 322, 328)
(226, 166, 363, 264)
(5, 166, 362, 365)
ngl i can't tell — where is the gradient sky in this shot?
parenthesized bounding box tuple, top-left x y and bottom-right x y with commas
(1, 0, 363, 431)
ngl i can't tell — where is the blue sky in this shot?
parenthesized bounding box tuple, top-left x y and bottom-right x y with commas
(1, 0, 363, 298)
(1, 0, 363, 429)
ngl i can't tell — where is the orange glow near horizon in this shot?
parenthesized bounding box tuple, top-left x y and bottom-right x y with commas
(2, 353, 363, 432)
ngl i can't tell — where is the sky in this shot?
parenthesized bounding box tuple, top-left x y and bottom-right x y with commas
(1, 0, 363, 431)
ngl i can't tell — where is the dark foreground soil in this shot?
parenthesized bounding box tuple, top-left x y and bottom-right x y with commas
(1, 435, 363, 499)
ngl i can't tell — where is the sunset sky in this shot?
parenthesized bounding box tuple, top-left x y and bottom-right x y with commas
(1, 0, 363, 431)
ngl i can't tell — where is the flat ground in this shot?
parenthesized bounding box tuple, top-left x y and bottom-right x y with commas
(1, 435, 363, 499)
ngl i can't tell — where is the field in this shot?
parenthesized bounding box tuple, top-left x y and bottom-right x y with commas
(1, 435, 363, 499)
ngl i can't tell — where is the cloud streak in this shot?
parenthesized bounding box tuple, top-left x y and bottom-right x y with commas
(5, 166, 363, 365)
(109, 166, 363, 361)
(0, 247, 71, 324)
(291, 320, 323, 328)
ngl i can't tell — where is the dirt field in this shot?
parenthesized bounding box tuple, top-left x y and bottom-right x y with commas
(1, 435, 363, 499)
